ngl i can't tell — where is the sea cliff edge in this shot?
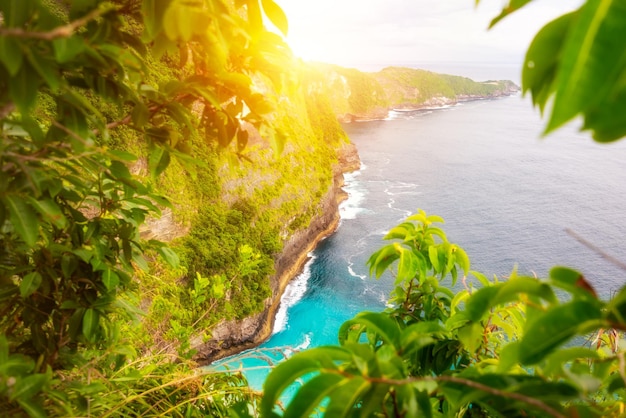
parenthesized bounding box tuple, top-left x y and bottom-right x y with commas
(193, 142, 361, 364)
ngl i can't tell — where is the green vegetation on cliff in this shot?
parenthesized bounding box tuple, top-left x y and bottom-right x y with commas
(308, 64, 519, 120)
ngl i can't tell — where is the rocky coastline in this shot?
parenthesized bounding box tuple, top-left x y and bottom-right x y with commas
(338, 81, 520, 123)
(193, 142, 361, 364)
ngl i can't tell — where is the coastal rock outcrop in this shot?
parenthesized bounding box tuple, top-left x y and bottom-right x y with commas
(193, 142, 360, 364)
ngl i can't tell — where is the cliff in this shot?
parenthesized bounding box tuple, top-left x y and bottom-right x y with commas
(194, 143, 360, 363)
(307, 64, 520, 122)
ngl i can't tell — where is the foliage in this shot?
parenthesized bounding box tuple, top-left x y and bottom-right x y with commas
(482, 0, 626, 142)
(262, 211, 626, 417)
(0, 0, 301, 415)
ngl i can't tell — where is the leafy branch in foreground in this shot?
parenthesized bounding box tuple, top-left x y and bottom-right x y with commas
(480, 0, 626, 142)
(1, 0, 294, 415)
(262, 210, 626, 417)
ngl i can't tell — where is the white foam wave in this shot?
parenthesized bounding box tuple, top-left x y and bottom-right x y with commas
(272, 254, 316, 334)
(340, 171, 368, 220)
(283, 334, 312, 358)
(348, 262, 367, 280)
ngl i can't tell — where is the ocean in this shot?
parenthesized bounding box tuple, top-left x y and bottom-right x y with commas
(214, 90, 626, 392)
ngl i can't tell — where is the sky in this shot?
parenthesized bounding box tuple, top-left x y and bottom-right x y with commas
(276, 0, 583, 80)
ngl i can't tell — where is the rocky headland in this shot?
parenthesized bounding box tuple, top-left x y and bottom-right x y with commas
(194, 143, 361, 364)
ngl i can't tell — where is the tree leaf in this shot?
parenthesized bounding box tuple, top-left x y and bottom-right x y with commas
(82, 308, 100, 343)
(26, 49, 60, 91)
(465, 277, 556, 322)
(323, 376, 370, 416)
(19, 272, 42, 298)
(284, 373, 344, 418)
(26, 197, 67, 229)
(488, 0, 533, 28)
(4, 196, 39, 247)
(522, 12, 574, 112)
(102, 269, 120, 291)
(519, 300, 603, 365)
(338, 311, 401, 349)
(0, 36, 23, 76)
(148, 145, 171, 179)
(396, 244, 419, 282)
(52, 36, 85, 63)
(547, 0, 626, 133)
(10, 373, 48, 401)
(261, 0, 289, 36)
(9, 64, 40, 113)
(261, 346, 350, 416)
(155, 246, 179, 268)
(0, 0, 34, 27)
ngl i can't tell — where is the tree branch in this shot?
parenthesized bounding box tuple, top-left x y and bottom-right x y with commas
(566, 228, 626, 272)
(331, 370, 567, 418)
(0, 8, 106, 41)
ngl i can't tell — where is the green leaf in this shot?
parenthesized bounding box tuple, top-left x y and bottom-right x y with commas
(261, 0, 289, 36)
(155, 246, 179, 268)
(261, 346, 350, 416)
(284, 373, 344, 418)
(522, 12, 574, 112)
(454, 247, 470, 275)
(4, 196, 39, 247)
(10, 373, 48, 401)
(26, 49, 60, 91)
(9, 64, 39, 113)
(52, 36, 85, 63)
(108, 149, 138, 162)
(428, 245, 440, 272)
(367, 245, 399, 278)
(19, 272, 42, 298)
(131, 102, 150, 128)
(108, 160, 132, 180)
(26, 197, 67, 229)
(0, 0, 34, 27)
(323, 377, 370, 416)
(338, 312, 401, 348)
(148, 145, 171, 179)
(583, 88, 626, 142)
(0, 335, 8, 365)
(0, 36, 23, 76)
(549, 266, 598, 300)
(547, 0, 626, 133)
(102, 269, 120, 291)
(465, 277, 556, 321)
(396, 244, 419, 282)
(519, 300, 603, 365)
(488, 0, 533, 28)
(70, 0, 98, 18)
(163, 3, 194, 41)
(18, 399, 47, 418)
(82, 308, 100, 343)
(458, 322, 483, 353)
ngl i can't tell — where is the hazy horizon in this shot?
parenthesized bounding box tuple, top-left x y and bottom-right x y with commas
(278, 0, 583, 80)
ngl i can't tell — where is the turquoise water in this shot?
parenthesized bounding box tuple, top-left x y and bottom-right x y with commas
(214, 93, 626, 391)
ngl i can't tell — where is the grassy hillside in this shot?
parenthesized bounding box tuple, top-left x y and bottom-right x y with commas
(307, 64, 519, 120)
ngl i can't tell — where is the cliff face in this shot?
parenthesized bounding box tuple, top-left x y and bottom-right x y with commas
(193, 143, 360, 364)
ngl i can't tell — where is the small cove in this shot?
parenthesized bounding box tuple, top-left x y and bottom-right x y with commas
(214, 93, 626, 391)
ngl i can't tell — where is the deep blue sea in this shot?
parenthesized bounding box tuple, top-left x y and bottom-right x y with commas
(214, 91, 626, 391)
